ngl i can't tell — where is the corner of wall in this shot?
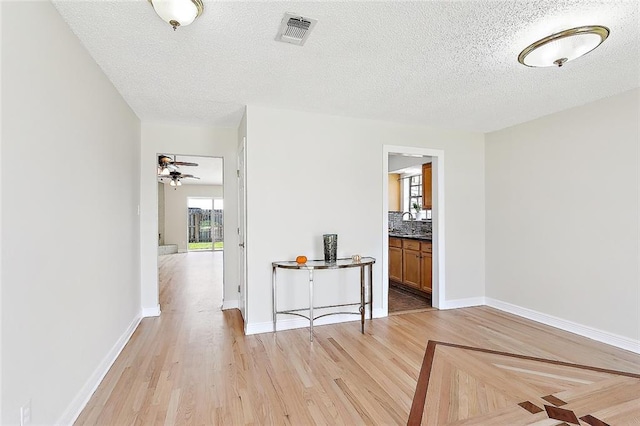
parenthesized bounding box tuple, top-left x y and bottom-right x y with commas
(141, 304, 161, 317)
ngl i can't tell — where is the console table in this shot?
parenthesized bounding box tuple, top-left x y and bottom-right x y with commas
(272, 257, 375, 341)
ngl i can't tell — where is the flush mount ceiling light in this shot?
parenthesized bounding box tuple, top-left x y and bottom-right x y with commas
(518, 25, 610, 68)
(148, 0, 203, 31)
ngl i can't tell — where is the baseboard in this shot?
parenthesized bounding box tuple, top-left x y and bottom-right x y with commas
(141, 304, 161, 317)
(57, 312, 142, 425)
(246, 313, 364, 335)
(440, 297, 486, 310)
(486, 298, 640, 355)
(222, 299, 239, 310)
(373, 307, 387, 318)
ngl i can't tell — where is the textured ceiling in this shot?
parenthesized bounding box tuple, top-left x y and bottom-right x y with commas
(53, 1, 639, 133)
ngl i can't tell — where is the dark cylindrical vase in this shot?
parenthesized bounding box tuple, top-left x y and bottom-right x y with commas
(323, 234, 337, 263)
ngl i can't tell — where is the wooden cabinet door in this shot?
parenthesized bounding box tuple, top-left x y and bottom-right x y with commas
(389, 246, 403, 282)
(422, 163, 432, 210)
(402, 249, 421, 288)
(421, 251, 432, 293)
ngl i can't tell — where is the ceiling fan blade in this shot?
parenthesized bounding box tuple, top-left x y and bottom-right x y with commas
(180, 174, 200, 179)
(172, 161, 198, 167)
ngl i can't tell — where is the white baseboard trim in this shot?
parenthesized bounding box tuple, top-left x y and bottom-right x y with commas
(141, 304, 161, 317)
(373, 308, 387, 318)
(486, 298, 640, 354)
(222, 299, 239, 310)
(246, 313, 365, 335)
(440, 297, 486, 310)
(57, 312, 142, 425)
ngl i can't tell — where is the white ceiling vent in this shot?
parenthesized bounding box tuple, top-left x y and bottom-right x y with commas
(275, 13, 317, 46)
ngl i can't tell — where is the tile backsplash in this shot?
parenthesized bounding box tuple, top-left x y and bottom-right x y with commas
(388, 211, 432, 235)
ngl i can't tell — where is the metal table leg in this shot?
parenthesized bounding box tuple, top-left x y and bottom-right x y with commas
(360, 265, 365, 333)
(272, 265, 277, 332)
(369, 263, 373, 320)
(309, 269, 314, 342)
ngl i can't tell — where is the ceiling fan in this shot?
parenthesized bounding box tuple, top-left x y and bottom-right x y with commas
(159, 170, 200, 188)
(157, 155, 198, 176)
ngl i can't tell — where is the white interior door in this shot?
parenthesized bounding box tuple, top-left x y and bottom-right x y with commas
(237, 137, 247, 322)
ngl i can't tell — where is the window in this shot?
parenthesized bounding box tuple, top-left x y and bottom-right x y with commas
(409, 174, 422, 211)
(402, 174, 423, 216)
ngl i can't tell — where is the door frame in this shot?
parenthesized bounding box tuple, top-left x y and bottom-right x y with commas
(382, 145, 446, 313)
(237, 137, 248, 324)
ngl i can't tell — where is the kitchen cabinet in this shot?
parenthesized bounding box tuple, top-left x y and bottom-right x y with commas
(389, 237, 433, 295)
(389, 238, 403, 282)
(402, 240, 421, 289)
(422, 163, 432, 210)
(420, 242, 432, 293)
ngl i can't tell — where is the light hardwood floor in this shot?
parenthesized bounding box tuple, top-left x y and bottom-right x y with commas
(75, 251, 640, 425)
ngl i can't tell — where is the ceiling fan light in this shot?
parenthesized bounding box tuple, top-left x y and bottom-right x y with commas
(149, 0, 203, 30)
(177, 180, 182, 186)
(518, 26, 609, 68)
(170, 179, 177, 187)
(160, 167, 170, 176)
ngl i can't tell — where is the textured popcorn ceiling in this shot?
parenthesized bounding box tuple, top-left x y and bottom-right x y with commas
(53, 1, 639, 132)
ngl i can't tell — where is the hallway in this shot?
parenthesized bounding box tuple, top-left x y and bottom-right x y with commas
(158, 251, 224, 313)
(75, 251, 244, 425)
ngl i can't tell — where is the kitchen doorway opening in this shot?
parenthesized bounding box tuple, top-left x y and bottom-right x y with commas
(382, 146, 445, 316)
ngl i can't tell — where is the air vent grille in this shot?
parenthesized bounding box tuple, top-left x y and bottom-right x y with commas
(275, 13, 317, 46)
(285, 18, 311, 39)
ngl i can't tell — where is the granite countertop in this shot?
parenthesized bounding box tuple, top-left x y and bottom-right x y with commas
(389, 233, 432, 242)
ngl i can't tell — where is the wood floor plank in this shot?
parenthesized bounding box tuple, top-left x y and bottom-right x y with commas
(74, 252, 640, 425)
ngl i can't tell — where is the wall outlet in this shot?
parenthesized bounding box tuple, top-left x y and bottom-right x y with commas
(20, 400, 31, 425)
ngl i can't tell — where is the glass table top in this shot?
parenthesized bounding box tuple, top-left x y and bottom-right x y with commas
(272, 257, 375, 270)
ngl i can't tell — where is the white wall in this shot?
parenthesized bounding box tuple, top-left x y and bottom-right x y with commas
(162, 183, 223, 252)
(1, 2, 141, 424)
(140, 123, 238, 314)
(245, 105, 485, 330)
(486, 88, 640, 341)
(158, 182, 165, 245)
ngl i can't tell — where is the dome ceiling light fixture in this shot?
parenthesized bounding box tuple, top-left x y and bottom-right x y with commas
(148, 0, 204, 31)
(518, 25, 610, 68)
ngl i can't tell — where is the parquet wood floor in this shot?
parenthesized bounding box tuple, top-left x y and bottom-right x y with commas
(74, 251, 640, 425)
(409, 341, 640, 425)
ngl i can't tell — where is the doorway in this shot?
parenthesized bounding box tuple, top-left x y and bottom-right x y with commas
(157, 154, 225, 309)
(382, 146, 445, 315)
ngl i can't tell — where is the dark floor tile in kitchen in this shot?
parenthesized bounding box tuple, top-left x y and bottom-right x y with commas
(388, 284, 433, 314)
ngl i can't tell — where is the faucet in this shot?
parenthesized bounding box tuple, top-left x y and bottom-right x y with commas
(402, 212, 414, 221)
